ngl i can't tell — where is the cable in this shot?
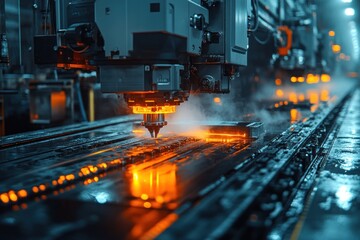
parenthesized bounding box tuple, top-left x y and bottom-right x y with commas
(249, 0, 259, 32)
(253, 30, 273, 45)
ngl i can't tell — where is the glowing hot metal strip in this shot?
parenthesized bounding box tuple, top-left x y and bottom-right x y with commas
(132, 106, 176, 114)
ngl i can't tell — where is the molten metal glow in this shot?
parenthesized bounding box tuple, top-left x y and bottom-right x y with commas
(128, 163, 178, 209)
(132, 106, 176, 114)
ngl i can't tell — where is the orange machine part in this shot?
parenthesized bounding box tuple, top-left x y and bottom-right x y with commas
(278, 26, 293, 56)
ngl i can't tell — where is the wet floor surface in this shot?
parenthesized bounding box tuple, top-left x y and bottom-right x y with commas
(298, 88, 360, 239)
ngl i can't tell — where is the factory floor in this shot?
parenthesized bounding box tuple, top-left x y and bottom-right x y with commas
(296, 87, 360, 239)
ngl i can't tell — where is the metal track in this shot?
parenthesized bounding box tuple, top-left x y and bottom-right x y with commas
(159, 90, 354, 239)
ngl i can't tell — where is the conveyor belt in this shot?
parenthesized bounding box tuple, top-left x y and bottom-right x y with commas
(0, 85, 356, 239)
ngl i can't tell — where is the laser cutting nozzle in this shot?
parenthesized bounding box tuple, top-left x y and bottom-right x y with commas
(142, 113, 167, 138)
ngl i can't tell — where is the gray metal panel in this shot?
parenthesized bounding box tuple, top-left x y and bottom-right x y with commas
(188, 1, 208, 54)
(95, 0, 128, 57)
(152, 64, 183, 91)
(225, 0, 248, 65)
(95, 0, 203, 57)
(100, 65, 145, 93)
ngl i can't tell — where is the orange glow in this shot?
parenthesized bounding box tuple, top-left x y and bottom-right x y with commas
(308, 91, 319, 104)
(132, 106, 176, 114)
(298, 94, 305, 102)
(97, 163, 108, 169)
(128, 163, 177, 209)
(8, 191, 18, 202)
(17, 190, 27, 198)
(339, 53, 346, 60)
(213, 97, 221, 104)
(289, 92, 298, 104)
(320, 74, 331, 83)
(32, 186, 39, 193)
(65, 174, 75, 181)
(141, 194, 149, 200)
(275, 78, 282, 86)
(276, 89, 284, 98)
(207, 132, 247, 138)
(0, 193, 9, 204)
(329, 30, 335, 37)
(347, 72, 358, 78)
(39, 184, 46, 191)
(308, 90, 320, 112)
(321, 89, 330, 101)
(143, 202, 152, 208)
(80, 167, 91, 176)
(132, 129, 146, 133)
(51, 91, 66, 113)
(141, 213, 179, 239)
(290, 109, 301, 124)
(332, 44, 341, 53)
(306, 74, 319, 84)
(290, 76, 297, 83)
(155, 196, 164, 203)
(298, 77, 305, 83)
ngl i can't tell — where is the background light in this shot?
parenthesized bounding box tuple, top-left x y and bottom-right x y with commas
(345, 8, 355, 16)
(342, 0, 352, 3)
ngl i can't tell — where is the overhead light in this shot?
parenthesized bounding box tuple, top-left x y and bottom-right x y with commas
(342, 0, 352, 3)
(345, 8, 355, 16)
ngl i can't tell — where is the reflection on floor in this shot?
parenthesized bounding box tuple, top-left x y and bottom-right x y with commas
(298, 88, 360, 239)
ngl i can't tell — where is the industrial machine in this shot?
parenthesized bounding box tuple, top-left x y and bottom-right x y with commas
(46, 0, 250, 137)
(30, 0, 330, 137)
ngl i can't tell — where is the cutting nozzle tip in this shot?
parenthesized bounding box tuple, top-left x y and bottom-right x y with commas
(146, 126, 161, 138)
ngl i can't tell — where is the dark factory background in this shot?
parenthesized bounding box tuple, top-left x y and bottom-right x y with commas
(0, 0, 359, 239)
